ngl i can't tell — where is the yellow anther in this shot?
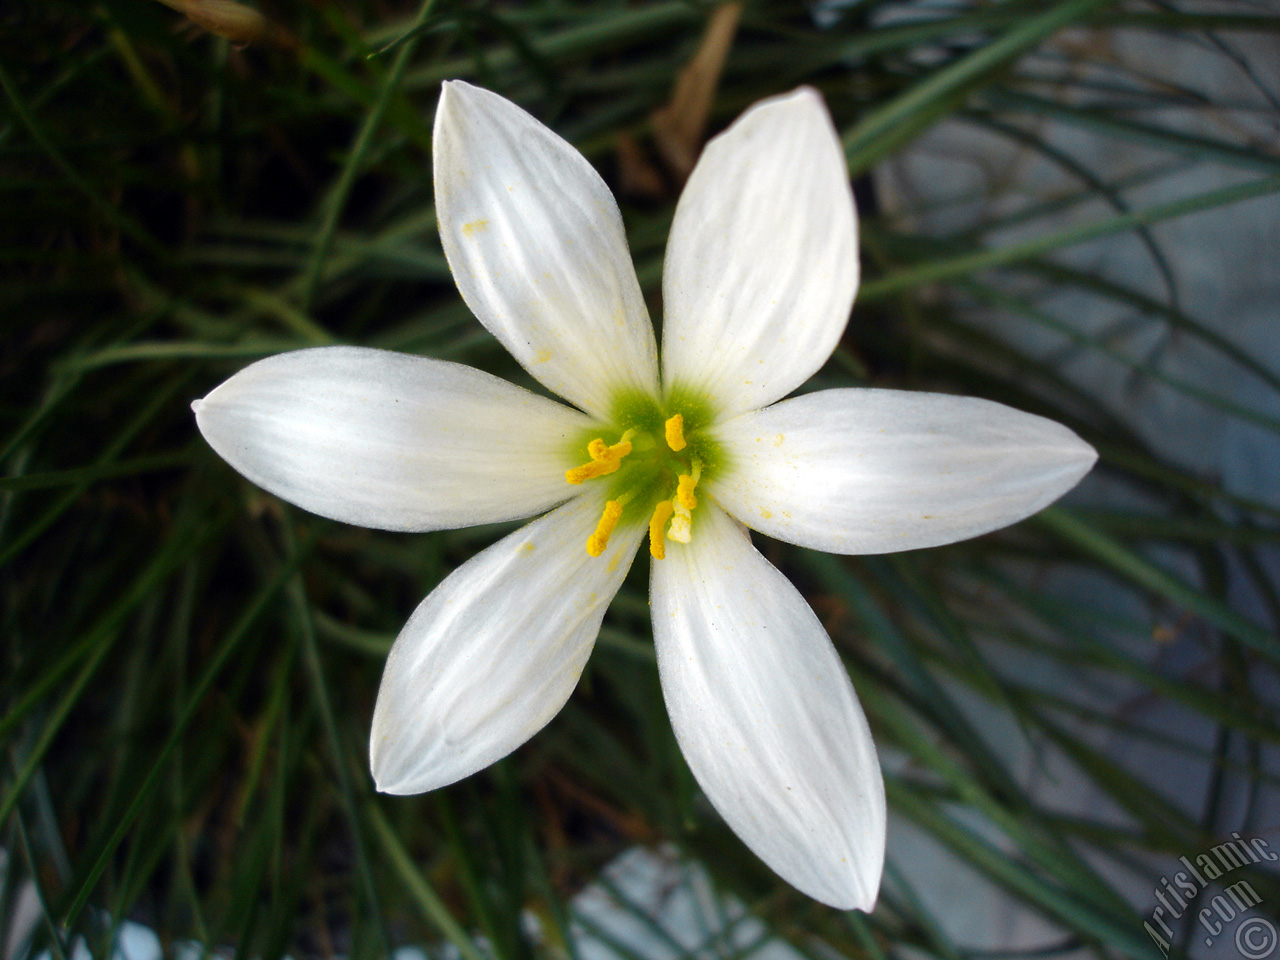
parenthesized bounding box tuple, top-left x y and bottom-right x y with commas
(664, 414, 687, 452)
(588, 435, 634, 462)
(565, 457, 621, 485)
(676, 475, 698, 510)
(676, 459, 702, 509)
(587, 500, 624, 557)
(648, 500, 675, 560)
(566, 431, 635, 485)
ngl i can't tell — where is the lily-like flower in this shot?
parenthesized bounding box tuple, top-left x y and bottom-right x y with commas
(193, 81, 1096, 910)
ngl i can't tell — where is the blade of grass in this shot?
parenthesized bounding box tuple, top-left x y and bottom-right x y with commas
(888, 781, 1166, 960)
(1035, 508, 1279, 660)
(0, 450, 195, 493)
(0, 59, 169, 260)
(0, 505, 230, 832)
(366, 801, 489, 960)
(302, 0, 438, 311)
(961, 279, 1280, 435)
(861, 174, 1280, 299)
(283, 517, 393, 959)
(842, 0, 1113, 173)
(57, 525, 317, 931)
(985, 87, 1280, 174)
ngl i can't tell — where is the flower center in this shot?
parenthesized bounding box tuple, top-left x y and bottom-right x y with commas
(565, 410, 708, 560)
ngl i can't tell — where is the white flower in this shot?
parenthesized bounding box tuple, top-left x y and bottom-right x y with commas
(193, 81, 1096, 910)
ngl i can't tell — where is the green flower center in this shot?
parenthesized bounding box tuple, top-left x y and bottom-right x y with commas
(563, 388, 725, 559)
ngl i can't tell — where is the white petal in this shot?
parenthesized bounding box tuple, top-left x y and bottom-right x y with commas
(651, 504, 885, 910)
(661, 88, 858, 419)
(193, 346, 593, 531)
(434, 81, 659, 420)
(371, 490, 645, 794)
(710, 388, 1097, 554)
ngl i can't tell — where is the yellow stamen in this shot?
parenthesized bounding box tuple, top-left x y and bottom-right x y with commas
(566, 457, 621, 485)
(664, 413, 687, 452)
(676, 475, 698, 510)
(587, 500, 624, 557)
(648, 500, 675, 560)
(676, 460, 702, 510)
(566, 431, 635, 485)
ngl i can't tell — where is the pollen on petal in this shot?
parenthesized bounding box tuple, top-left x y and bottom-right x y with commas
(649, 499, 675, 560)
(664, 413, 687, 452)
(668, 502, 692, 544)
(587, 499, 624, 557)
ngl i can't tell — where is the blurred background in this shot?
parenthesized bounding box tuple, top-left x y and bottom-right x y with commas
(2, 1, 1278, 959)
